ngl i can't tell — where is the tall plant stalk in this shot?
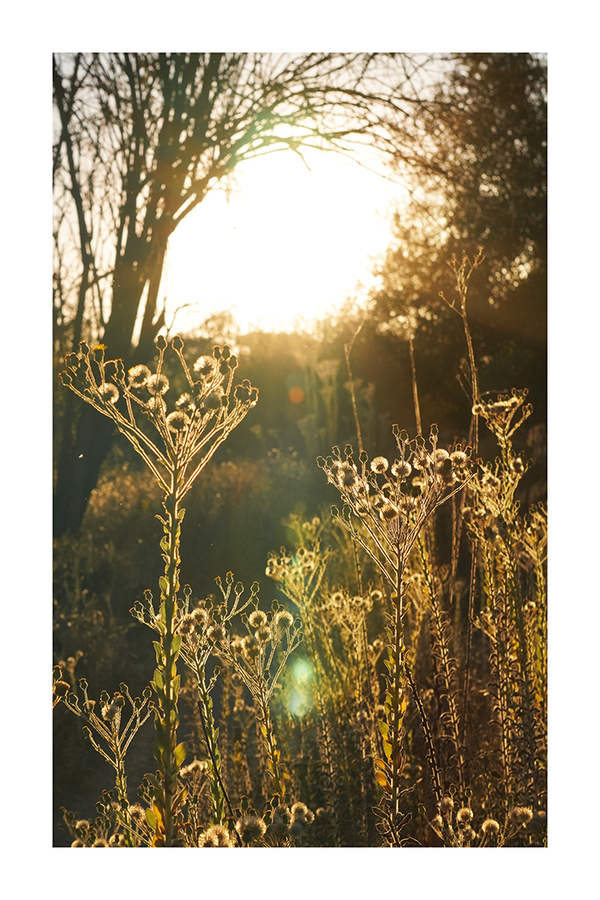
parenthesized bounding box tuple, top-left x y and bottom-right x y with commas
(59, 333, 258, 845)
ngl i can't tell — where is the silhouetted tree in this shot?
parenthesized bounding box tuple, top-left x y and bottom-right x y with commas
(52, 52, 427, 536)
(369, 53, 547, 438)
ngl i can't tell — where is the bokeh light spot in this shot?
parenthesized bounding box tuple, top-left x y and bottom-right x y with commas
(288, 385, 305, 405)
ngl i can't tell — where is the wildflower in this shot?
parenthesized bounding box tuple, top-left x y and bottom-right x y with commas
(235, 814, 267, 843)
(371, 456, 389, 474)
(456, 807, 474, 826)
(510, 806, 533, 826)
(128, 364, 151, 388)
(166, 411, 190, 433)
(199, 825, 235, 847)
(481, 818, 500, 837)
(391, 460, 412, 479)
(248, 610, 268, 629)
(98, 383, 119, 404)
(146, 373, 170, 396)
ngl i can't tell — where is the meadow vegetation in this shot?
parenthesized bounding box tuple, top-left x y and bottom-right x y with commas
(53, 256, 546, 847)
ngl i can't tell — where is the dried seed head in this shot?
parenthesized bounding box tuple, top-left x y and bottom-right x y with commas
(510, 806, 533, 826)
(146, 373, 170, 395)
(255, 625, 272, 644)
(274, 610, 294, 631)
(193, 355, 217, 378)
(450, 450, 468, 468)
(370, 456, 389, 474)
(191, 607, 209, 626)
(199, 824, 235, 847)
(481, 818, 500, 836)
(98, 383, 119, 404)
(128, 364, 151, 388)
(439, 796, 454, 816)
(166, 411, 190, 433)
(290, 802, 315, 825)
(178, 615, 195, 635)
(175, 392, 196, 413)
(241, 634, 261, 659)
(456, 807, 474, 826)
(391, 460, 412, 479)
(248, 610, 268, 629)
(206, 624, 226, 643)
(235, 815, 267, 843)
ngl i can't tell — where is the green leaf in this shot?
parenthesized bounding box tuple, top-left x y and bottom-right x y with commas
(153, 669, 164, 690)
(174, 742, 187, 768)
(146, 808, 158, 830)
(159, 576, 169, 596)
(172, 634, 182, 657)
(383, 739, 393, 761)
(378, 720, 389, 741)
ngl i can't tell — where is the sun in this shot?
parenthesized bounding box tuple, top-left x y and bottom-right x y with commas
(161, 147, 406, 335)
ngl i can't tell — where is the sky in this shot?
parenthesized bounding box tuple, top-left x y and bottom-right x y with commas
(159, 146, 408, 336)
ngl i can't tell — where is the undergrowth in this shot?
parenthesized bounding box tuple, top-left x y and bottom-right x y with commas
(53, 254, 546, 847)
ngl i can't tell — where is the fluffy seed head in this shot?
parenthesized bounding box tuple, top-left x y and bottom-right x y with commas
(456, 807, 474, 826)
(510, 806, 533, 826)
(98, 383, 119, 404)
(248, 610, 268, 629)
(166, 411, 190, 433)
(193, 355, 217, 378)
(481, 818, 500, 836)
(235, 814, 267, 843)
(128, 364, 151, 388)
(439, 796, 454, 816)
(370, 456, 389, 474)
(146, 373, 170, 395)
(391, 460, 412, 479)
(198, 825, 235, 847)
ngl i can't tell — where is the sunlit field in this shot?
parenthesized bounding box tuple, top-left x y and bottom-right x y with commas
(53, 52, 547, 849)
